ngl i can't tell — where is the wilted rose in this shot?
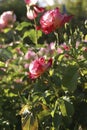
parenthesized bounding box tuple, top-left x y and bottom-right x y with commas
(27, 5, 45, 20)
(29, 57, 52, 79)
(38, 7, 73, 34)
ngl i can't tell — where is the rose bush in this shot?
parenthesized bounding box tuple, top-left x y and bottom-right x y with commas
(0, 0, 87, 130)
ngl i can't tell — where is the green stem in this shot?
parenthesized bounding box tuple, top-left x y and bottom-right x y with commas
(33, 12, 38, 45)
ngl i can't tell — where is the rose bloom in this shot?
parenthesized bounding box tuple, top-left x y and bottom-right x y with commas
(38, 7, 73, 34)
(38, 42, 55, 56)
(29, 57, 52, 79)
(61, 44, 70, 51)
(57, 47, 63, 54)
(47, 42, 56, 55)
(27, 5, 45, 20)
(0, 19, 6, 31)
(24, 0, 38, 5)
(24, 49, 36, 60)
(0, 11, 16, 28)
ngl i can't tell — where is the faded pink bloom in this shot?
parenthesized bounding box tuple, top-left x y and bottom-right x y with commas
(0, 45, 3, 48)
(38, 7, 73, 34)
(57, 47, 63, 54)
(38, 47, 48, 56)
(29, 57, 52, 79)
(14, 78, 23, 83)
(47, 42, 55, 54)
(64, 54, 70, 58)
(16, 48, 23, 55)
(0, 67, 6, 72)
(78, 55, 84, 60)
(0, 11, 16, 31)
(38, 43, 55, 56)
(61, 44, 70, 51)
(82, 47, 87, 52)
(85, 48, 87, 52)
(1, 11, 16, 27)
(27, 5, 45, 20)
(24, 50, 36, 60)
(24, 0, 38, 5)
(76, 41, 80, 49)
(24, 63, 29, 69)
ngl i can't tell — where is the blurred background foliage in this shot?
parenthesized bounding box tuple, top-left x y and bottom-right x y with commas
(0, 0, 26, 21)
(0, 0, 87, 20)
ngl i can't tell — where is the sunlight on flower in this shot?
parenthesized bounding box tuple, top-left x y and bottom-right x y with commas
(29, 57, 52, 79)
(38, 8, 73, 34)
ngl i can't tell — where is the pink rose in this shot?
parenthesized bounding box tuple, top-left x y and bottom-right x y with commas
(47, 42, 55, 55)
(0, 19, 6, 31)
(1, 11, 16, 26)
(76, 41, 80, 49)
(38, 43, 55, 56)
(38, 47, 47, 56)
(0, 11, 16, 31)
(61, 44, 70, 51)
(29, 57, 52, 79)
(24, 50, 36, 60)
(57, 48, 63, 54)
(24, 63, 29, 69)
(38, 7, 73, 34)
(27, 5, 45, 20)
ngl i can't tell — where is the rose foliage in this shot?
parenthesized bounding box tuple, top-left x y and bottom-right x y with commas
(0, 0, 87, 130)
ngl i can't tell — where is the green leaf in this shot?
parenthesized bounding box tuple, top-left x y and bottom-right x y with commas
(53, 113, 62, 129)
(59, 99, 67, 116)
(59, 98, 74, 117)
(0, 61, 5, 67)
(0, 68, 6, 76)
(51, 74, 61, 87)
(3, 28, 12, 33)
(62, 65, 79, 92)
(37, 30, 42, 39)
(23, 29, 42, 44)
(38, 110, 50, 121)
(0, 48, 12, 61)
(16, 22, 32, 31)
(23, 29, 36, 43)
(83, 51, 87, 59)
(20, 105, 38, 130)
(30, 116, 38, 130)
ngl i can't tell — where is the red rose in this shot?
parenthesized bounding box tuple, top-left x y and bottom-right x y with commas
(38, 7, 73, 34)
(29, 57, 52, 79)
